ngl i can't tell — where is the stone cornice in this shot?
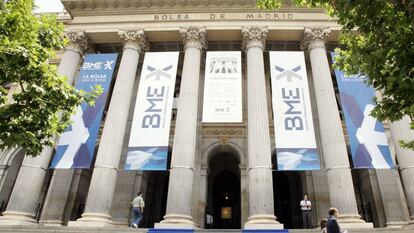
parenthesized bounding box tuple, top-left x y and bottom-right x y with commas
(241, 26, 268, 51)
(118, 28, 150, 52)
(180, 26, 207, 50)
(61, 0, 323, 17)
(301, 26, 331, 51)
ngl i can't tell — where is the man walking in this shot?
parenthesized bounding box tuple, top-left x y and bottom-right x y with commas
(131, 192, 145, 228)
(326, 207, 341, 233)
(300, 194, 312, 228)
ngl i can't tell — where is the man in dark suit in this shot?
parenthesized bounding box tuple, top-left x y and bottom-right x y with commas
(326, 207, 341, 233)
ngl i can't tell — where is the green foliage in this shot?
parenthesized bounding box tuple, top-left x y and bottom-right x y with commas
(0, 0, 102, 156)
(257, 0, 414, 150)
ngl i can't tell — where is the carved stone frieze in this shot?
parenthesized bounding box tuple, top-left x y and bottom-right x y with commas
(241, 26, 268, 50)
(179, 26, 208, 50)
(301, 27, 331, 51)
(65, 30, 89, 54)
(118, 28, 150, 52)
(203, 127, 245, 138)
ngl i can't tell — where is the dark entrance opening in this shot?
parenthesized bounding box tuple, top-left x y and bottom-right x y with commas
(207, 152, 241, 229)
(141, 151, 171, 228)
(272, 156, 303, 229)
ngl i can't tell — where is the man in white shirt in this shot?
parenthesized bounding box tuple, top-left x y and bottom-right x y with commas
(131, 192, 145, 228)
(300, 194, 312, 228)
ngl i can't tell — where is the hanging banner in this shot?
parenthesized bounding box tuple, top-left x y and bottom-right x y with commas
(331, 52, 394, 169)
(51, 53, 118, 169)
(125, 52, 179, 170)
(202, 51, 242, 123)
(269, 51, 320, 171)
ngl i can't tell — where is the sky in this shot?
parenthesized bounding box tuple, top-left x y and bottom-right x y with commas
(34, 0, 64, 12)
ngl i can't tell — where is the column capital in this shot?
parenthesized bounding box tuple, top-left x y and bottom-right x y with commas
(301, 27, 331, 51)
(118, 28, 150, 52)
(179, 26, 207, 50)
(241, 26, 268, 51)
(65, 30, 89, 54)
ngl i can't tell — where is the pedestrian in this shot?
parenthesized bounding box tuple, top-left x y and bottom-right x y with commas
(205, 211, 213, 229)
(320, 218, 327, 233)
(326, 207, 340, 233)
(300, 194, 312, 228)
(130, 191, 145, 228)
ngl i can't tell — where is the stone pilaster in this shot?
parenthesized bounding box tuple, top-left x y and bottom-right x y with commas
(389, 116, 414, 223)
(242, 26, 282, 230)
(155, 26, 206, 229)
(0, 31, 89, 226)
(69, 28, 148, 227)
(302, 27, 372, 228)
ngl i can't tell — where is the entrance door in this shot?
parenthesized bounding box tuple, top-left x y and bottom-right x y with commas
(207, 152, 241, 229)
(272, 171, 303, 229)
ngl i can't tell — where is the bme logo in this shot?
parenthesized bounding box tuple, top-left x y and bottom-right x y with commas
(82, 60, 114, 70)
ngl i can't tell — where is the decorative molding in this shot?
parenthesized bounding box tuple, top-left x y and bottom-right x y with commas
(203, 128, 245, 138)
(241, 26, 268, 50)
(65, 30, 89, 54)
(118, 28, 150, 52)
(179, 26, 207, 50)
(301, 26, 330, 51)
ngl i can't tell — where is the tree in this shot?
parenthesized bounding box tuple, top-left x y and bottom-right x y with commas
(257, 0, 414, 150)
(0, 0, 100, 156)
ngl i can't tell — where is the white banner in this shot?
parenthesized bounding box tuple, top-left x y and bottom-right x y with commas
(270, 51, 320, 171)
(126, 52, 179, 170)
(202, 51, 242, 123)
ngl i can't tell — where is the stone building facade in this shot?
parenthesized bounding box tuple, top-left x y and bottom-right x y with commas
(0, 0, 413, 231)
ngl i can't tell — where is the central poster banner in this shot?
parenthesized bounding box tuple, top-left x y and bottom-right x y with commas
(125, 52, 179, 170)
(269, 51, 320, 171)
(202, 51, 242, 123)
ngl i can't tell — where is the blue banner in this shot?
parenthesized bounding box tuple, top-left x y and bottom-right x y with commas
(331, 52, 394, 169)
(51, 53, 118, 169)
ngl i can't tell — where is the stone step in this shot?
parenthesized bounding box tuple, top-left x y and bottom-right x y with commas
(0, 226, 412, 233)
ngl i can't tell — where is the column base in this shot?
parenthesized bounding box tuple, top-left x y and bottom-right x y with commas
(0, 211, 38, 225)
(244, 214, 284, 229)
(337, 214, 373, 229)
(155, 214, 197, 229)
(67, 213, 114, 228)
(385, 221, 409, 228)
(39, 220, 64, 226)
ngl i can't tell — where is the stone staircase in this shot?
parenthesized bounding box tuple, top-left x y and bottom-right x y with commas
(0, 226, 412, 233)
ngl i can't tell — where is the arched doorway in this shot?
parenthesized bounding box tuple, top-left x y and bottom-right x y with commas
(207, 152, 241, 229)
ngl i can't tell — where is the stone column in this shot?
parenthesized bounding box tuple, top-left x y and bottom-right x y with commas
(241, 26, 282, 229)
(302, 27, 372, 228)
(155, 26, 206, 229)
(0, 31, 88, 225)
(69, 29, 148, 227)
(389, 116, 414, 222)
(376, 168, 410, 227)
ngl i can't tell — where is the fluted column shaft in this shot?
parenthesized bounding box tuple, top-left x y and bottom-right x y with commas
(302, 27, 368, 226)
(242, 26, 282, 229)
(0, 31, 88, 225)
(156, 27, 206, 229)
(389, 116, 414, 221)
(70, 29, 148, 227)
